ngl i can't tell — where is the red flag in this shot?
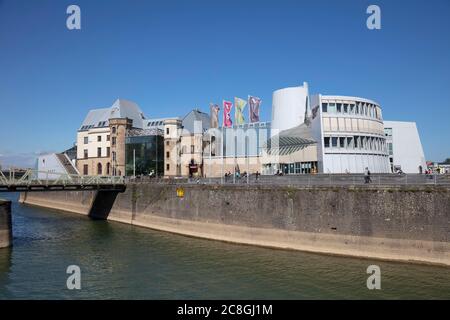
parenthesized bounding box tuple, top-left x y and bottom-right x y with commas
(223, 100, 233, 128)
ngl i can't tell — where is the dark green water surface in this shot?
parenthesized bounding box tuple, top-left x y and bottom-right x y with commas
(0, 193, 449, 299)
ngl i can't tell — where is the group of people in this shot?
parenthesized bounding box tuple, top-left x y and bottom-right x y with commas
(224, 170, 260, 182)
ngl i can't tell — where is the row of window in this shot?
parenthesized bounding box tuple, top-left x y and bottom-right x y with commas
(83, 162, 112, 176)
(323, 135, 387, 153)
(321, 102, 382, 120)
(147, 121, 164, 127)
(83, 135, 111, 144)
(322, 117, 383, 134)
(80, 121, 108, 131)
(83, 147, 111, 159)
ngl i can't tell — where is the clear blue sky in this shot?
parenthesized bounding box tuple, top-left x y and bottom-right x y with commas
(1, 0, 449, 167)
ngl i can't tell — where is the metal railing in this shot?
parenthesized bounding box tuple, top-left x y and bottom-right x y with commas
(0, 169, 125, 188)
(126, 173, 450, 187)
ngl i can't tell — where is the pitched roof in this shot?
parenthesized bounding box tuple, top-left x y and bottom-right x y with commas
(79, 99, 146, 130)
(181, 109, 210, 134)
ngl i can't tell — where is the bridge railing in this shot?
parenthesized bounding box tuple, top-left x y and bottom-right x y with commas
(0, 169, 125, 187)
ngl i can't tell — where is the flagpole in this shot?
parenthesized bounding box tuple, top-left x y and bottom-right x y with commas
(233, 98, 236, 184)
(246, 135, 249, 184)
(209, 131, 211, 184)
(221, 101, 224, 184)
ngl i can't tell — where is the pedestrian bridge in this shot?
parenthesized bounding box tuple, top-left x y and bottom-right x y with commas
(0, 169, 126, 192)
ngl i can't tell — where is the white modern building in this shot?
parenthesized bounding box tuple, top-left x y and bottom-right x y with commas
(383, 121, 426, 173)
(35, 153, 79, 179)
(271, 82, 309, 137)
(309, 95, 390, 173)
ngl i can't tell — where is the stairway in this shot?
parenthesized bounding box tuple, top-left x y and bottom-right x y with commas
(56, 153, 79, 175)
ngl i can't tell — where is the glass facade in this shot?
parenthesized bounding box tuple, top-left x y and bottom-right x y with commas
(280, 162, 318, 174)
(125, 135, 164, 176)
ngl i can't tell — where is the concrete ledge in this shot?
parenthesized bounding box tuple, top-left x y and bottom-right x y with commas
(116, 211, 450, 266)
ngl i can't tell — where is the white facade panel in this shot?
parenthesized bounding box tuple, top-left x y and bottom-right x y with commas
(271, 83, 309, 136)
(384, 121, 426, 173)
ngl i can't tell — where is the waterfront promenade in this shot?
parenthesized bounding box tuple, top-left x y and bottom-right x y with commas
(126, 173, 450, 187)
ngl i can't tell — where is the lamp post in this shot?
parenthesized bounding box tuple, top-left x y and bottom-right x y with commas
(133, 148, 136, 178)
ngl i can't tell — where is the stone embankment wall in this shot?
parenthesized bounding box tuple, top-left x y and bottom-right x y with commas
(20, 184, 450, 266)
(0, 199, 12, 248)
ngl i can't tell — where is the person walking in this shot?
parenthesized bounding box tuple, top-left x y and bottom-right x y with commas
(255, 171, 260, 182)
(364, 167, 369, 184)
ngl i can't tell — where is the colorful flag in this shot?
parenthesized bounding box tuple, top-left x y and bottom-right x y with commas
(234, 97, 247, 125)
(210, 103, 220, 128)
(223, 100, 233, 128)
(248, 96, 261, 123)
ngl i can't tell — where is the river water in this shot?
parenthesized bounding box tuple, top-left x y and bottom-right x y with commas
(0, 193, 449, 299)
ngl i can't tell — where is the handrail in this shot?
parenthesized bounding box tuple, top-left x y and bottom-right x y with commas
(0, 169, 125, 187)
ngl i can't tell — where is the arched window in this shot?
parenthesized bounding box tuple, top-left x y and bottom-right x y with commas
(97, 163, 102, 175)
(106, 162, 110, 175)
(211, 136, 216, 156)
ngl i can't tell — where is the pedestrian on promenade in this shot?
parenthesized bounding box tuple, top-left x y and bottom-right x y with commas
(255, 171, 260, 182)
(364, 167, 370, 184)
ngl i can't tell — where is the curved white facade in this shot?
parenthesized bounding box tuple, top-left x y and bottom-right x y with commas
(271, 82, 309, 137)
(310, 94, 390, 173)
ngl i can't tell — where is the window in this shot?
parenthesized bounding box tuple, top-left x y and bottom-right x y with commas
(112, 151, 116, 161)
(166, 141, 169, 146)
(112, 137, 116, 146)
(328, 103, 336, 113)
(388, 142, 393, 155)
(354, 136, 360, 148)
(322, 103, 328, 113)
(347, 137, 354, 149)
(106, 163, 110, 175)
(97, 147, 102, 157)
(112, 127, 116, 134)
(331, 137, 338, 147)
(107, 135, 110, 141)
(106, 147, 110, 157)
(384, 128, 392, 137)
(97, 163, 102, 175)
(337, 103, 342, 113)
(166, 151, 170, 159)
(339, 137, 345, 148)
(97, 136, 102, 142)
(191, 145, 195, 153)
(83, 164, 88, 175)
(166, 128, 170, 135)
(84, 149, 88, 159)
(84, 137, 88, 144)
(166, 164, 170, 171)
(343, 104, 348, 113)
(350, 104, 355, 114)
(324, 137, 330, 148)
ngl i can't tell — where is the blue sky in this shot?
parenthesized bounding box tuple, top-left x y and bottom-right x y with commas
(0, 0, 449, 167)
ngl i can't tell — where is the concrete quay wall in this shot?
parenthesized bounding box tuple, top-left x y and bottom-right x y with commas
(19, 184, 450, 266)
(0, 199, 12, 248)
